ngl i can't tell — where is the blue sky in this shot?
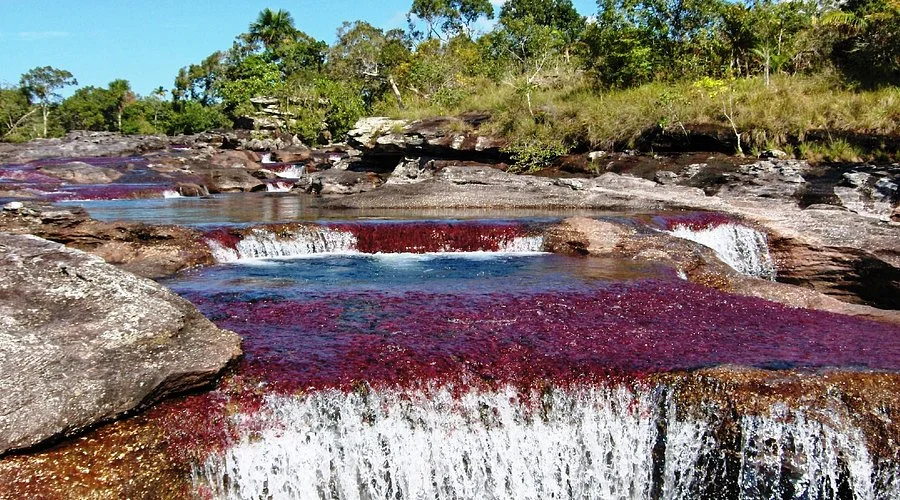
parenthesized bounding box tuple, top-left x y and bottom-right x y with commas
(0, 0, 598, 97)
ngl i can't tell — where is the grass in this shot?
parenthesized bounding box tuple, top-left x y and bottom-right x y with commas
(382, 72, 900, 162)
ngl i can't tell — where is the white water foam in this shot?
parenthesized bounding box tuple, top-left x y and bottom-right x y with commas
(275, 165, 307, 178)
(209, 227, 357, 263)
(261, 153, 274, 164)
(266, 181, 294, 193)
(668, 223, 776, 280)
(162, 189, 183, 198)
(208, 229, 545, 263)
(193, 385, 884, 499)
(193, 385, 661, 500)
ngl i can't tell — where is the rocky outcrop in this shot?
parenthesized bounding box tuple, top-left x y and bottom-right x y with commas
(36, 162, 124, 184)
(301, 170, 382, 196)
(346, 115, 506, 161)
(0, 131, 171, 163)
(545, 216, 900, 324)
(205, 169, 265, 193)
(0, 202, 213, 278)
(834, 170, 899, 221)
(0, 233, 242, 455)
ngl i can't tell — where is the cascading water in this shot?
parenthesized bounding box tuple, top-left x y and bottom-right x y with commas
(274, 165, 307, 178)
(656, 213, 777, 279)
(192, 384, 885, 500)
(205, 221, 546, 262)
(265, 181, 294, 193)
(208, 226, 357, 262)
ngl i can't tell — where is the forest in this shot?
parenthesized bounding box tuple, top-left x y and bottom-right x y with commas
(2, 0, 898, 163)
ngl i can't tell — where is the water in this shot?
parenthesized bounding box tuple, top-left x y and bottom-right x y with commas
(3, 155, 897, 497)
(192, 385, 882, 500)
(156, 225, 898, 498)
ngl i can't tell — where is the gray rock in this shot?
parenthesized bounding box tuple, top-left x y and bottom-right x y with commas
(37, 162, 124, 184)
(386, 158, 438, 185)
(346, 115, 505, 159)
(655, 170, 679, 185)
(303, 170, 380, 196)
(717, 159, 808, 199)
(0, 233, 241, 455)
(834, 171, 898, 221)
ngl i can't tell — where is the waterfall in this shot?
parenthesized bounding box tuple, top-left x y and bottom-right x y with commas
(209, 226, 357, 262)
(162, 189, 183, 198)
(667, 223, 776, 280)
(265, 181, 294, 193)
(192, 384, 884, 500)
(274, 165, 307, 178)
(206, 223, 546, 262)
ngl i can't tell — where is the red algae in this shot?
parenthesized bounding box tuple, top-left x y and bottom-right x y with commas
(651, 211, 737, 231)
(331, 221, 534, 253)
(202, 220, 541, 255)
(179, 280, 900, 395)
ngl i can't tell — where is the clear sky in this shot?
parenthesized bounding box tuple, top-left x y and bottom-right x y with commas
(0, 0, 598, 97)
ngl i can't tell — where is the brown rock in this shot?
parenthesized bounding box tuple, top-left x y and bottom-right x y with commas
(205, 169, 265, 193)
(208, 150, 260, 169)
(272, 145, 312, 164)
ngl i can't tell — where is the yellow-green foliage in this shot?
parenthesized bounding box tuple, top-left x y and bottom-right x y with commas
(384, 71, 900, 159)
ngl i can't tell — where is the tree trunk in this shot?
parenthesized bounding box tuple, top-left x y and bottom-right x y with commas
(389, 76, 404, 110)
(41, 105, 48, 138)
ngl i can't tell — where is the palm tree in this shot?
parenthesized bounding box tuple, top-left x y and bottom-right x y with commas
(248, 8, 298, 52)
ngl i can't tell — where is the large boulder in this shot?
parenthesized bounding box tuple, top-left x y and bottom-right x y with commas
(205, 169, 265, 193)
(302, 170, 381, 196)
(36, 162, 124, 184)
(0, 233, 242, 455)
(346, 115, 506, 160)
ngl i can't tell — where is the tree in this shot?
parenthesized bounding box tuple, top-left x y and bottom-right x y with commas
(409, 0, 495, 39)
(499, 0, 585, 52)
(19, 66, 77, 137)
(107, 79, 135, 132)
(328, 21, 412, 107)
(248, 8, 298, 52)
(826, 0, 900, 87)
(219, 54, 282, 117)
(0, 86, 37, 141)
(173, 52, 224, 105)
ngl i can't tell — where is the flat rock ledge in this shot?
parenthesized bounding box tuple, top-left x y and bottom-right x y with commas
(0, 233, 242, 456)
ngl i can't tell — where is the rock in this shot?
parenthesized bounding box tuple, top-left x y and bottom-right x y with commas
(0, 202, 215, 279)
(175, 183, 209, 197)
(272, 145, 312, 164)
(655, 170, 679, 185)
(208, 150, 260, 170)
(303, 170, 381, 196)
(37, 162, 124, 184)
(759, 149, 789, 159)
(0, 233, 242, 455)
(716, 159, 808, 200)
(346, 115, 506, 160)
(834, 171, 898, 221)
(2, 202, 24, 211)
(205, 169, 265, 193)
(252, 169, 279, 180)
(385, 158, 438, 185)
(0, 132, 170, 163)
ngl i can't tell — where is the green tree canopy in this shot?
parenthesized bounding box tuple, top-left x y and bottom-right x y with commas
(248, 8, 298, 51)
(19, 66, 77, 137)
(409, 0, 495, 39)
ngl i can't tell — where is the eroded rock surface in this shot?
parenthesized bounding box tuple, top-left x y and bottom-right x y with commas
(0, 202, 213, 278)
(0, 233, 242, 455)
